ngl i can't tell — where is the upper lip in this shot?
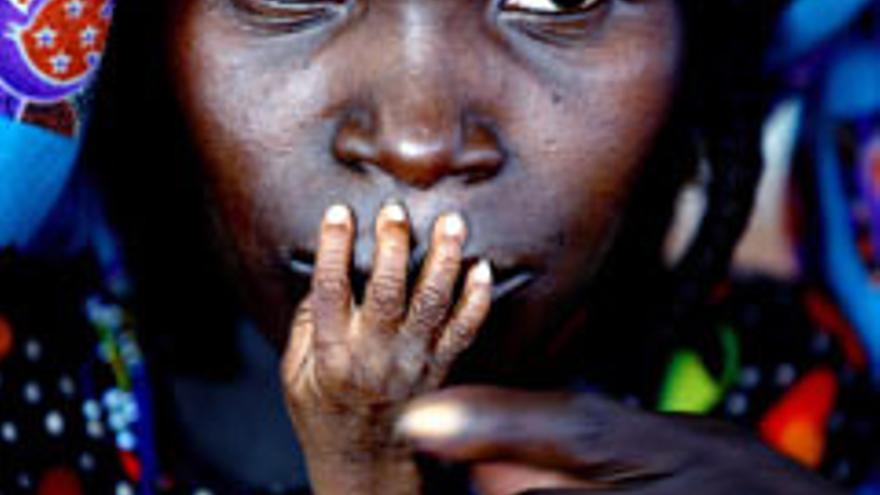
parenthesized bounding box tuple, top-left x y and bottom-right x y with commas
(287, 250, 535, 302)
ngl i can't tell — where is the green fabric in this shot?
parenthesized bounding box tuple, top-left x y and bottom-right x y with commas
(658, 326, 741, 414)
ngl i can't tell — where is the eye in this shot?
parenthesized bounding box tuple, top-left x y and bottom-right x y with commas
(231, 0, 347, 32)
(499, 0, 605, 15)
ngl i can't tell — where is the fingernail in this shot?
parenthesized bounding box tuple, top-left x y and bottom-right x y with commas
(384, 203, 407, 223)
(443, 214, 465, 237)
(325, 204, 350, 225)
(397, 401, 468, 441)
(473, 260, 492, 284)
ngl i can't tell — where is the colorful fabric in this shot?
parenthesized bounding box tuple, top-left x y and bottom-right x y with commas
(0, 252, 306, 494)
(0, 0, 112, 131)
(0, 0, 112, 250)
(0, 0, 877, 493)
(1, 253, 878, 493)
(658, 280, 879, 488)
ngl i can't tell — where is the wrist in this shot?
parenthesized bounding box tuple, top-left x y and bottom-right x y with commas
(306, 448, 421, 495)
(294, 408, 422, 495)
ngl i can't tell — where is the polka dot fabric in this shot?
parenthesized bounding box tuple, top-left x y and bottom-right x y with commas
(0, 253, 127, 493)
(680, 278, 880, 488)
(0, 252, 312, 494)
(0, 254, 877, 493)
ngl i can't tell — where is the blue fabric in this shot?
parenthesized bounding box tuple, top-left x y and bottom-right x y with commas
(0, 118, 79, 249)
(772, 0, 874, 63)
(824, 46, 880, 119)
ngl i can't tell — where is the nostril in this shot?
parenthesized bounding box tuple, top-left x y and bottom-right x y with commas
(456, 147, 505, 184)
(455, 120, 506, 184)
(333, 110, 378, 174)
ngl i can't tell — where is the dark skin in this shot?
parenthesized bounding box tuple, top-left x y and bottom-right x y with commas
(164, 0, 841, 493)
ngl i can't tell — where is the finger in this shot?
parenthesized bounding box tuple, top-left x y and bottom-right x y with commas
(404, 213, 467, 339)
(311, 204, 355, 342)
(517, 484, 685, 495)
(517, 490, 630, 495)
(396, 386, 686, 476)
(280, 296, 316, 392)
(433, 259, 492, 369)
(471, 462, 599, 495)
(361, 202, 410, 330)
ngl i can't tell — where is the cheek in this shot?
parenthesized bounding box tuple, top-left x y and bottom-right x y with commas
(167, 0, 680, 292)
(169, 4, 339, 253)
(503, 33, 681, 279)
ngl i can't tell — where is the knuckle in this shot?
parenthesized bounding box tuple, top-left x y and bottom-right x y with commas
(378, 230, 408, 251)
(313, 274, 349, 299)
(368, 293, 405, 320)
(314, 347, 351, 382)
(321, 219, 353, 235)
(317, 244, 350, 264)
(394, 346, 428, 384)
(443, 321, 476, 352)
(410, 285, 450, 328)
(369, 272, 406, 298)
(434, 249, 461, 272)
(379, 221, 409, 241)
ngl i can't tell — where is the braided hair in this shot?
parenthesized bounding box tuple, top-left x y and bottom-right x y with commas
(571, 0, 788, 392)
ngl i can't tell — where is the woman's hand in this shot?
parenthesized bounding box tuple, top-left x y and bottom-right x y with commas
(398, 386, 845, 495)
(280, 203, 493, 494)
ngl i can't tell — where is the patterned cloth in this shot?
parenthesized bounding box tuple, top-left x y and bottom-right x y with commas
(0, 0, 111, 249)
(1, 0, 878, 493)
(0, 251, 878, 494)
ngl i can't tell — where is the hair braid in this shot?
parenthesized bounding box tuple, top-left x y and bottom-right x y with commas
(669, 0, 784, 330)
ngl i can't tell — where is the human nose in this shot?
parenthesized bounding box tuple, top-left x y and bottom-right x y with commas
(333, 104, 505, 189)
(331, 9, 505, 189)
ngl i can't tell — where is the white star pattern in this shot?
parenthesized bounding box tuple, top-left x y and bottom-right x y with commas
(80, 25, 98, 48)
(49, 52, 72, 75)
(11, 0, 33, 13)
(86, 51, 101, 67)
(32, 26, 57, 49)
(65, 0, 85, 18)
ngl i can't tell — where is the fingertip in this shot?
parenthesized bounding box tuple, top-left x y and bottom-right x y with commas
(375, 201, 410, 239)
(472, 259, 493, 286)
(324, 204, 352, 226)
(397, 399, 469, 443)
(439, 213, 467, 240)
(382, 201, 408, 224)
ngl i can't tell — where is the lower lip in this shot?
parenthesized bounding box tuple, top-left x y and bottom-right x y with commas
(287, 259, 534, 303)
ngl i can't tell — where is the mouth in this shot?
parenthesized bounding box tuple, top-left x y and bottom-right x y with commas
(287, 250, 536, 303)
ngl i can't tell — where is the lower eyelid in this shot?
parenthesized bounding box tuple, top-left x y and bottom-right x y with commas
(231, 0, 334, 17)
(229, 0, 341, 33)
(498, 1, 613, 43)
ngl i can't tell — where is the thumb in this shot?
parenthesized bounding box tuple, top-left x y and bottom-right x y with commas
(397, 385, 646, 471)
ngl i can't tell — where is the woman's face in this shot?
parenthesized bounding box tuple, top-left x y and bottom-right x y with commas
(167, 0, 682, 376)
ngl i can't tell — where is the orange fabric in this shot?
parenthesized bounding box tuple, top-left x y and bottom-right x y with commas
(760, 368, 838, 468)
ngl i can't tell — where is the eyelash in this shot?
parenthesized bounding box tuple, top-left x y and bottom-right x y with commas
(498, 0, 605, 15)
(230, 0, 346, 32)
(230, 0, 610, 35)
